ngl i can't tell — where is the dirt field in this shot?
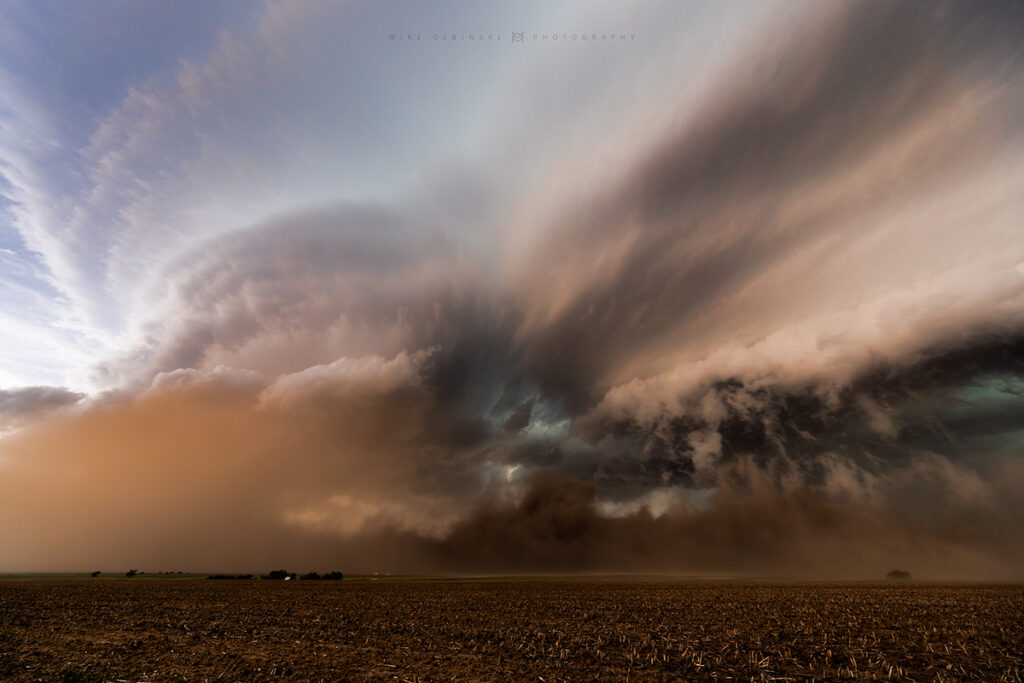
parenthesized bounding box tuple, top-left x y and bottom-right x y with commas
(1, 579, 1021, 681)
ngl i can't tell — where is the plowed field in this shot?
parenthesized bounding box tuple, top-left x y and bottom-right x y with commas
(1, 579, 1021, 681)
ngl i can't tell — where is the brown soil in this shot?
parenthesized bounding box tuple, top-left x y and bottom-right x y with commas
(1, 579, 1021, 681)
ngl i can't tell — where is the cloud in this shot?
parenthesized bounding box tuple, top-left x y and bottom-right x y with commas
(89, 205, 468, 386)
(0, 386, 84, 431)
(0, 1, 1022, 576)
(1, 340, 1021, 576)
(437, 467, 1022, 578)
(510, 0, 1024, 412)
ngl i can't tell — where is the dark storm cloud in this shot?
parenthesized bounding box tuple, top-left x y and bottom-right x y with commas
(502, 400, 533, 434)
(2, 1, 1023, 577)
(493, 0, 1024, 574)
(434, 469, 1024, 578)
(568, 338, 1024, 514)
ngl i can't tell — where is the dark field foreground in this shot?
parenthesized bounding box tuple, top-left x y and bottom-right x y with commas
(1, 580, 1022, 681)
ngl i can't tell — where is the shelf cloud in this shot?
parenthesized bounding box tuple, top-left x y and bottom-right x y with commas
(1, 0, 1022, 577)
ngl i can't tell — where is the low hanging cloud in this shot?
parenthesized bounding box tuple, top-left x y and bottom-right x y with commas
(1, 0, 1023, 577)
(0, 386, 84, 432)
(437, 464, 1024, 578)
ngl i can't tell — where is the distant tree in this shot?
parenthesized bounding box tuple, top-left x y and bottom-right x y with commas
(886, 569, 912, 581)
(207, 574, 254, 580)
(323, 571, 344, 580)
(266, 569, 295, 580)
(125, 569, 137, 578)
(90, 571, 100, 578)
(301, 572, 321, 580)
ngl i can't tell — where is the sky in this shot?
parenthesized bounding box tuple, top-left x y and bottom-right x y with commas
(1, 0, 1023, 577)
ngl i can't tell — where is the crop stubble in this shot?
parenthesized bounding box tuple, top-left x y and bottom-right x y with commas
(1, 580, 1021, 681)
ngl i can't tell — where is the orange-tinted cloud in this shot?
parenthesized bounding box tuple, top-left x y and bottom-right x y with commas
(2, 1, 1023, 577)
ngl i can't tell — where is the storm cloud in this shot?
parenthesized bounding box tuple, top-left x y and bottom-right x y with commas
(1, 0, 1023, 577)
